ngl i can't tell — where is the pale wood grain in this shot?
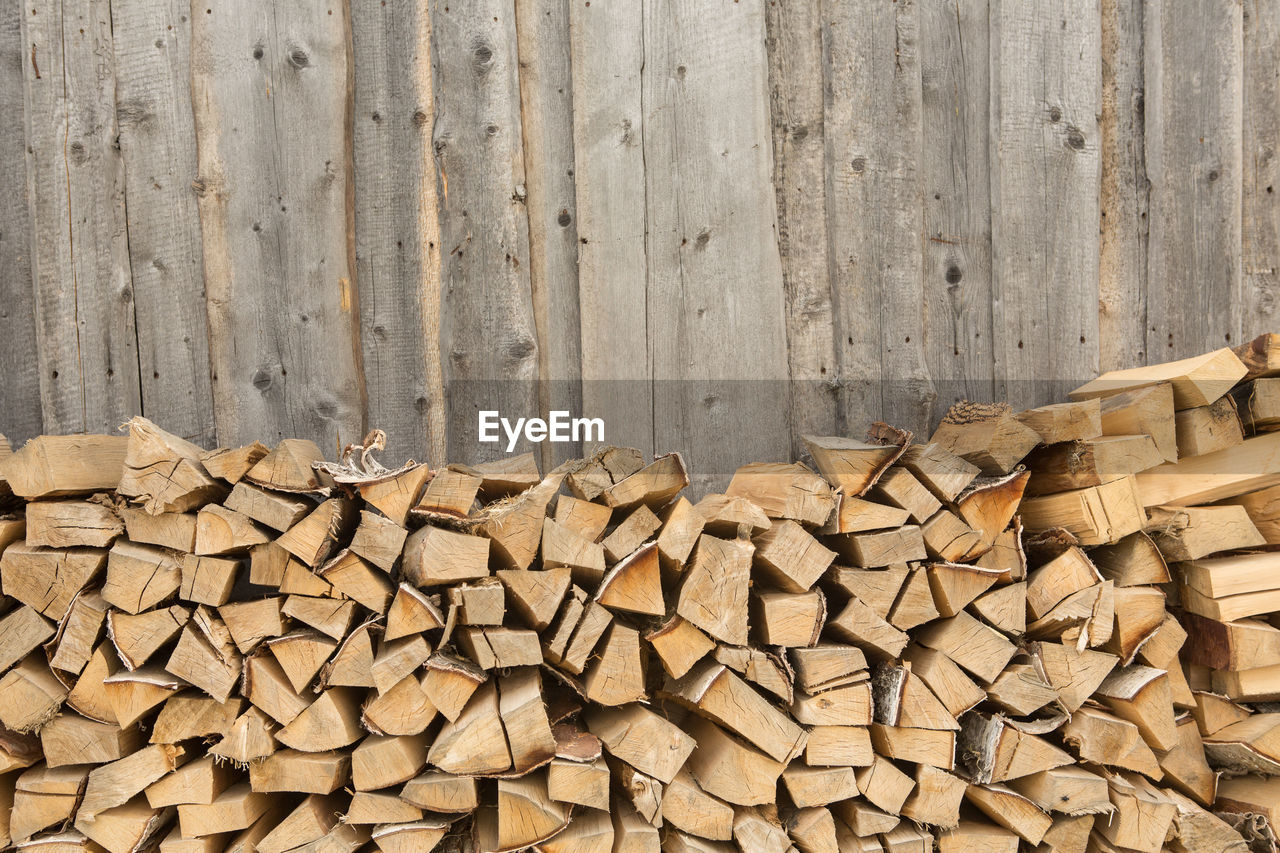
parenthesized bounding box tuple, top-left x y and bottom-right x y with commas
(1144, 0, 1244, 358)
(766, 0, 839, 454)
(191, 0, 366, 451)
(919, 0, 996, 418)
(0, 0, 42, 442)
(517, 0, 583, 468)
(111, 0, 214, 445)
(643, 0, 791, 494)
(430, 0, 539, 462)
(570, 0, 652, 458)
(22, 0, 141, 434)
(350, 0, 443, 465)
(990, 0, 1102, 408)
(1099, 0, 1149, 371)
(1243, 0, 1280, 338)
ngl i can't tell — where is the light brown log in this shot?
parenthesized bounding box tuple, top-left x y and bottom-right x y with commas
(898, 443, 980, 503)
(219, 597, 284, 654)
(886, 568, 940, 631)
(1015, 400, 1102, 444)
(752, 589, 824, 647)
(401, 525, 489, 587)
(596, 543, 663, 616)
(682, 715, 784, 807)
(223, 482, 311, 533)
(176, 783, 270, 838)
(150, 694, 242, 744)
(827, 566, 908, 619)
(3, 435, 129, 499)
(1024, 434, 1163, 496)
(200, 442, 270, 486)
(963, 784, 1051, 845)
(829, 525, 926, 568)
(400, 770, 478, 812)
(954, 472, 1029, 557)
(449, 577, 505, 625)
(930, 402, 1041, 475)
(49, 590, 109, 675)
(667, 662, 804, 763)
(726, 461, 836, 526)
(0, 656, 68, 732)
(541, 518, 605, 585)
(827, 595, 909, 660)
(102, 541, 181, 615)
(1072, 348, 1246, 409)
(358, 463, 432, 527)
(194, 505, 270, 556)
(854, 755, 914, 815)
(790, 644, 868, 695)
(970, 582, 1027, 636)
(655, 496, 704, 573)
(25, 501, 122, 549)
(871, 468, 941, 524)
(1020, 477, 1145, 546)
(41, 712, 143, 767)
(819, 497, 911, 535)
(1146, 504, 1264, 560)
(802, 435, 901, 496)
(256, 794, 341, 853)
(1096, 773, 1177, 853)
(207, 707, 278, 764)
(645, 616, 714, 680)
(1136, 431, 1280, 507)
(276, 688, 363, 752)
(411, 467, 482, 524)
(246, 749, 349, 795)
(275, 498, 357, 568)
(920, 510, 983, 563)
(244, 440, 332, 493)
(1008, 765, 1111, 816)
(280, 595, 357, 641)
(661, 768, 733, 839)
(426, 679, 511, 775)
(76, 796, 171, 853)
(145, 756, 237, 808)
(384, 583, 445, 640)
(1, 545, 105, 620)
(553, 494, 612, 542)
(899, 764, 966, 828)
(547, 757, 610, 811)
(677, 535, 752, 646)
(915, 612, 1016, 683)
(1174, 396, 1245, 457)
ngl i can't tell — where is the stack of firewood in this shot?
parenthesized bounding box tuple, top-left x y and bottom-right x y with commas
(5, 339, 1280, 852)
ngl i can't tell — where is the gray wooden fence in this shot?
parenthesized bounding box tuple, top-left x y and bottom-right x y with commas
(1, 0, 1274, 486)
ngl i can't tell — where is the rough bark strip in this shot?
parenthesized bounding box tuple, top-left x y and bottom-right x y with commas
(1099, 0, 1149, 371)
(0, 0, 42, 443)
(516, 0, 583, 468)
(1243, 0, 1280, 337)
(111, 0, 215, 446)
(190, 0, 366, 451)
(765, 0, 839, 457)
(643, 0, 791, 494)
(919, 0, 996, 418)
(430, 0, 539, 463)
(22, 0, 141, 435)
(570, 0, 652, 459)
(350, 0, 443, 466)
(989, 0, 1102, 408)
(1144, 0, 1244, 358)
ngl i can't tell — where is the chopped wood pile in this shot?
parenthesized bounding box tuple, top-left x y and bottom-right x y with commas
(4, 337, 1280, 852)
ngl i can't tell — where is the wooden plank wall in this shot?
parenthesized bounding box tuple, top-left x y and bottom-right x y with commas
(1, 0, 1275, 484)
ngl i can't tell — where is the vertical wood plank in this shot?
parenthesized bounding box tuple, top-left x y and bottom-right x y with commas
(111, 0, 215, 445)
(765, 0, 840, 456)
(0, 0, 42, 443)
(825, 0, 934, 435)
(570, 0, 652, 459)
(989, 0, 1101, 408)
(516, 0, 583, 467)
(350, 0, 443, 466)
(190, 0, 366, 451)
(1144, 0, 1243, 358)
(22, 0, 141, 435)
(643, 0, 791, 493)
(919, 0, 996, 415)
(1243, 0, 1280, 336)
(430, 0, 539, 463)
(1099, 0, 1149, 370)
